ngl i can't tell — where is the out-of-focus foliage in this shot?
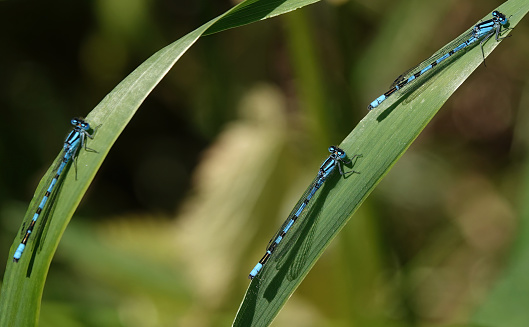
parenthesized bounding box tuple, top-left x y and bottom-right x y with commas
(0, 0, 528, 326)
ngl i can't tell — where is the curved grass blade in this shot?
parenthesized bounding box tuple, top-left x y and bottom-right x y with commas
(0, 0, 323, 326)
(234, 2, 527, 326)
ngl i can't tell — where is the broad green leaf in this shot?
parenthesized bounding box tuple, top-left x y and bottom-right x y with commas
(234, 1, 528, 326)
(0, 0, 321, 326)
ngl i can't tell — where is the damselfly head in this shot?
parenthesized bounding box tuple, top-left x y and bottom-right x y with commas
(328, 145, 346, 158)
(71, 118, 91, 131)
(492, 11, 508, 25)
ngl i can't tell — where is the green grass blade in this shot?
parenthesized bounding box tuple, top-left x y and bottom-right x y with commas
(204, 0, 320, 35)
(235, 2, 527, 326)
(0, 0, 321, 325)
(471, 9, 529, 322)
(470, 138, 529, 327)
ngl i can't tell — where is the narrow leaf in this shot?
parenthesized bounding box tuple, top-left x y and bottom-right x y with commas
(234, 2, 527, 326)
(0, 0, 322, 325)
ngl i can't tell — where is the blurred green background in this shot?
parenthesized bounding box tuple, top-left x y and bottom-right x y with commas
(1, 0, 528, 326)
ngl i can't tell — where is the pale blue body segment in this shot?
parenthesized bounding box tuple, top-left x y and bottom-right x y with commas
(248, 146, 356, 280)
(368, 10, 510, 110)
(13, 118, 97, 262)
